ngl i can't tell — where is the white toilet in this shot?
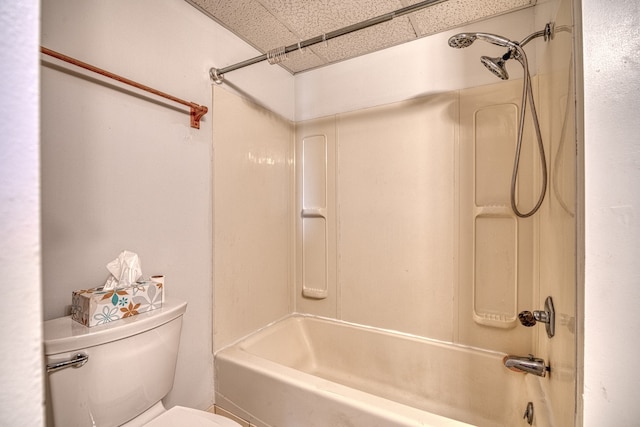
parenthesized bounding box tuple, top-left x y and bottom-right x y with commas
(43, 298, 240, 427)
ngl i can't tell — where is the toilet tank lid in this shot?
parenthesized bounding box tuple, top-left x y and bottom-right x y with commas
(43, 298, 187, 355)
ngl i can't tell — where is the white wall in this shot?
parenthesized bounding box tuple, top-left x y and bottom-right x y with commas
(581, 0, 640, 425)
(40, 0, 293, 412)
(0, 1, 44, 426)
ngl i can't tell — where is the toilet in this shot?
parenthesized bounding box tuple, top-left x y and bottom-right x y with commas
(43, 298, 240, 427)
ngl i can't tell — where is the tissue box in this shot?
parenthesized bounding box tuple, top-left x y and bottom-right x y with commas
(71, 281, 163, 327)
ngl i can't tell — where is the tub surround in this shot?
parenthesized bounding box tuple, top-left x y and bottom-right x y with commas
(294, 79, 537, 355)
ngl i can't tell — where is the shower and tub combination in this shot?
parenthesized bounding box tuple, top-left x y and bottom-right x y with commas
(210, 3, 559, 426)
(214, 303, 556, 426)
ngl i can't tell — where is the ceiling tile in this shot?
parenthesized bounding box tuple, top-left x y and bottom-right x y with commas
(280, 48, 327, 73)
(258, 0, 407, 39)
(409, 0, 534, 37)
(186, 0, 536, 74)
(190, 0, 297, 53)
(309, 17, 417, 63)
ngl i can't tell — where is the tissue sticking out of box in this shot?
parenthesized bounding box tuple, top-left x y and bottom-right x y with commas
(104, 250, 142, 290)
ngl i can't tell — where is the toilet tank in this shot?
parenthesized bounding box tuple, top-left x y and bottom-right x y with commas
(43, 298, 188, 427)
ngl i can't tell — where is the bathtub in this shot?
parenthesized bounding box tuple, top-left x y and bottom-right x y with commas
(215, 315, 534, 427)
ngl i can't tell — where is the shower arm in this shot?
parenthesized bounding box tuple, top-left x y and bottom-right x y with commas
(519, 23, 553, 48)
(484, 23, 553, 66)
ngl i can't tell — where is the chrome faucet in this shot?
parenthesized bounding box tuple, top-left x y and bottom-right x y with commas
(503, 354, 549, 377)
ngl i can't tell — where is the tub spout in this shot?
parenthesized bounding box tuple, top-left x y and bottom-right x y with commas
(503, 354, 548, 377)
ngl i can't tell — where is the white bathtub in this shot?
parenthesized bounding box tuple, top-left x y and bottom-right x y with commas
(215, 315, 534, 427)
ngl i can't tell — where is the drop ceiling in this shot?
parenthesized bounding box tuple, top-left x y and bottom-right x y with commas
(186, 0, 535, 74)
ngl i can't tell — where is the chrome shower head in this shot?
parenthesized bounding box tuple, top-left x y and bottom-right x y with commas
(448, 32, 517, 49)
(480, 55, 509, 80)
(448, 33, 477, 49)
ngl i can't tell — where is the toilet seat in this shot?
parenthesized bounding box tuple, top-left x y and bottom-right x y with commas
(144, 406, 241, 427)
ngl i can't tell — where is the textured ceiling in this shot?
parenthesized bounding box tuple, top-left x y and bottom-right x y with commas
(186, 0, 535, 74)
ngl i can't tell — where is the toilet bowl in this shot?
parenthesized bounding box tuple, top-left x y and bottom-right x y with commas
(143, 405, 240, 426)
(43, 298, 240, 426)
(115, 401, 240, 427)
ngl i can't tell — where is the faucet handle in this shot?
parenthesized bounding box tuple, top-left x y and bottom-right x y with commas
(517, 296, 555, 338)
(518, 311, 537, 327)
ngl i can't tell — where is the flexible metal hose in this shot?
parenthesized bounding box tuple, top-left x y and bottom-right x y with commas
(510, 46, 547, 218)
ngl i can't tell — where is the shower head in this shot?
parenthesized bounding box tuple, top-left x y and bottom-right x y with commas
(447, 32, 517, 49)
(480, 55, 509, 80)
(449, 32, 518, 81)
(448, 33, 477, 49)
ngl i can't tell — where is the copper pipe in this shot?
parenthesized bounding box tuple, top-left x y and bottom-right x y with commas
(41, 46, 208, 129)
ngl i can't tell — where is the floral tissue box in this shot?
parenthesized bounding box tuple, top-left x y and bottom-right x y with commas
(71, 281, 163, 327)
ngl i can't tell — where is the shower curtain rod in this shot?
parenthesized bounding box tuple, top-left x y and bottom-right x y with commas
(210, 0, 447, 83)
(42, 46, 208, 129)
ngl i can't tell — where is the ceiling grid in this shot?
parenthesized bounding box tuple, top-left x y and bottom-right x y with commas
(187, 0, 535, 74)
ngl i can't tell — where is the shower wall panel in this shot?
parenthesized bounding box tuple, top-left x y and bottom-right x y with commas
(336, 95, 458, 341)
(296, 94, 458, 341)
(213, 86, 294, 351)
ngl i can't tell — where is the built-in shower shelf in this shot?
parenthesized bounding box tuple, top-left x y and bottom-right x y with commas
(458, 78, 537, 352)
(301, 208, 327, 218)
(300, 135, 330, 300)
(474, 205, 512, 216)
(469, 98, 525, 331)
(473, 312, 518, 328)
